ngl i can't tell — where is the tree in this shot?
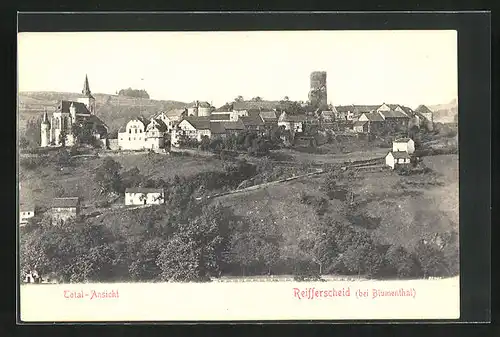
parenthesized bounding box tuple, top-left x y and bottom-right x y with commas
(414, 241, 449, 278)
(234, 96, 244, 102)
(283, 96, 289, 101)
(24, 117, 42, 147)
(383, 245, 422, 278)
(156, 204, 228, 282)
(94, 157, 122, 195)
(252, 96, 262, 102)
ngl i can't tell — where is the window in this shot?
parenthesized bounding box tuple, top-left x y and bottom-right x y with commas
(129, 137, 131, 141)
(140, 130, 142, 133)
(129, 129, 132, 134)
(135, 129, 137, 134)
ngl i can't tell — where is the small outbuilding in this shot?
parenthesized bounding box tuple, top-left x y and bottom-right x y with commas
(392, 137, 415, 154)
(125, 188, 165, 206)
(385, 151, 412, 170)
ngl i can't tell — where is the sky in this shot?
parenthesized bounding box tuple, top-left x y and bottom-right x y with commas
(17, 30, 457, 109)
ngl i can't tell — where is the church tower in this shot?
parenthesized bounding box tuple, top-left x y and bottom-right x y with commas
(77, 74, 96, 114)
(40, 110, 51, 147)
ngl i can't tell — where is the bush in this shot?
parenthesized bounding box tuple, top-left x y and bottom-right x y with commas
(414, 241, 449, 278)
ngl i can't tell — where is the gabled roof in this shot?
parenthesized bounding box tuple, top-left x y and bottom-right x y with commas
(210, 114, 231, 121)
(259, 110, 279, 121)
(378, 110, 409, 119)
(353, 121, 368, 127)
(399, 106, 413, 115)
(353, 105, 380, 114)
(148, 118, 168, 132)
(182, 116, 211, 130)
(125, 188, 164, 194)
(361, 112, 384, 122)
(209, 122, 226, 134)
(279, 112, 306, 123)
(58, 100, 90, 114)
(20, 203, 35, 212)
(335, 105, 354, 113)
(320, 111, 335, 118)
(220, 120, 245, 130)
(415, 105, 433, 114)
(240, 115, 265, 127)
(163, 109, 187, 118)
(394, 137, 413, 143)
(52, 197, 79, 208)
(388, 151, 411, 159)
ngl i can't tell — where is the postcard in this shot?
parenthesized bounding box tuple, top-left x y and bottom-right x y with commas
(17, 29, 459, 322)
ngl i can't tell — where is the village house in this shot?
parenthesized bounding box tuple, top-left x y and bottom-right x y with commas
(117, 116, 149, 150)
(385, 151, 412, 170)
(356, 112, 385, 133)
(19, 203, 35, 226)
(23, 270, 42, 283)
(259, 110, 280, 128)
(240, 115, 266, 132)
(278, 111, 305, 133)
(352, 120, 369, 133)
(186, 100, 214, 117)
(393, 137, 415, 154)
(376, 103, 411, 130)
(125, 188, 165, 206)
(118, 116, 168, 151)
(153, 109, 187, 132)
(414, 104, 434, 122)
(173, 116, 212, 143)
(217, 120, 245, 136)
(144, 118, 168, 150)
(51, 197, 80, 222)
(209, 113, 231, 122)
(40, 75, 108, 148)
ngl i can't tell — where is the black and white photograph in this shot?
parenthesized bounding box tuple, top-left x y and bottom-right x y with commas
(18, 28, 461, 321)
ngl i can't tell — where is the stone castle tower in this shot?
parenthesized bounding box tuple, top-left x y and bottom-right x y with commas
(308, 71, 328, 111)
(40, 110, 51, 147)
(77, 74, 96, 114)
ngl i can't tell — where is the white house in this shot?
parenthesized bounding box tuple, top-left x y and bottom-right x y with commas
(393, 137, 415, 154)
(153, 109, 187, 132)
(171, 117, 212, 146)
(278, 111, 305, 132)
(19, 204, 35, 226)
(125, 188, 165, 206)
(145, 118, 167, 150)
(118, 116, 168, 150)
(385, 151, 411, 170)
(118, 117, 149, 150)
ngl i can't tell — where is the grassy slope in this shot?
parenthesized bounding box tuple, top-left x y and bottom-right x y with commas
(215, 154, 458, 254)
(19, 153, 224, 209)
(18, 91, 188, 133)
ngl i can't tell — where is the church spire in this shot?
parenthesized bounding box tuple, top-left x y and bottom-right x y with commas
(42, 110, 49, 124)
(82, 74, 92, 97)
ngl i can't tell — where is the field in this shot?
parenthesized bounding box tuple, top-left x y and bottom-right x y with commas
(18, 152, 225, 209)
(215, 154, 459, 255)
(18, 91, 188, 134)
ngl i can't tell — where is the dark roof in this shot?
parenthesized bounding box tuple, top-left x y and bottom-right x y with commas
(210, 114, 230, 121)
(189, 101, 211, 108)
(353, 121, 368, 127)
(394, 137, 412, 143)
(362, 112, 384, 122)
(149, 118, 168, 132)
(399, 106, 413, 115)
(58, 100, 90, 114)
(259, 110, 279, 121)
(209, 122, 227, 134)
(125, 188, 164, 194)
(220, 120, 245, 130)
(20, 203, 35, 211)
(335, 105, 354, 113)
(279, 112, 306, 123)
(388, 151, 411, 159)
(240, 115, 265, 127)
(52, 197, 80, 208)
(182, 116, 211, 130)
(164, 109, 187, 118)
(415, 105, 433, 114)
(378, 110, 409, 119)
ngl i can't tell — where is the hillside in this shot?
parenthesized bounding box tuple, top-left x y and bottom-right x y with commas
(18, 91, 188, 133)
(429, 98, 458, 124)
